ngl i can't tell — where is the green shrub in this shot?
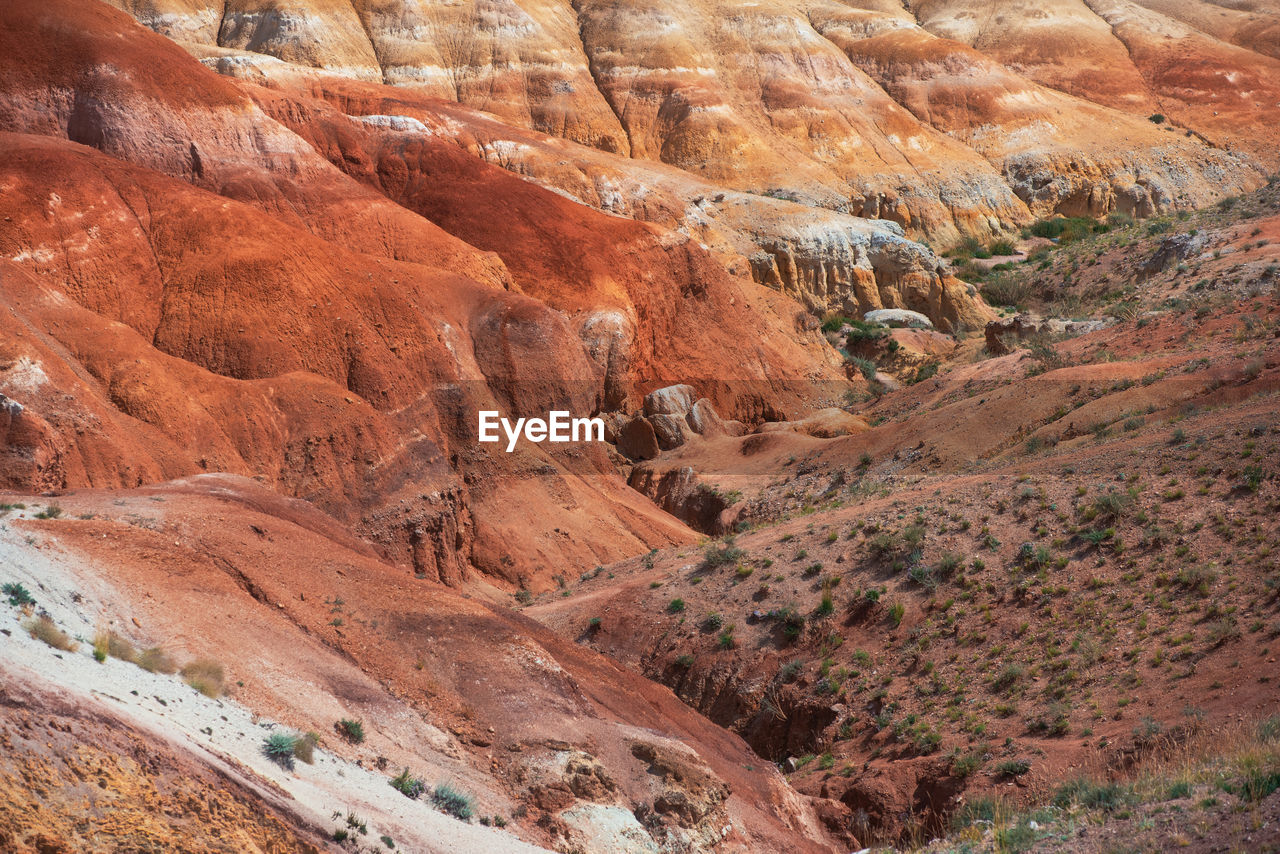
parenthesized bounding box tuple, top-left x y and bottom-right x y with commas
(337, 718, 366, 744)
(390, 768, 426, 799)
(887, 602, 905, 628)
(34, 505, 63, 520)
(1148, 113, 1165, 124)
(989, 239, 1016, 256)
(431, 782, 475, 821)
(703, 536, 745, 568)
(847, 355, 877, 381)
(263, 732, 300, 769)
(3, 581, 35, 607)
(668, 598, 686, 614)
(1052, 778, 1133, 812)
(981, 275, 1034, 307)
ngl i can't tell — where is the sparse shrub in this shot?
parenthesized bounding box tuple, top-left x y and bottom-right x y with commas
(703, 536, 745, 569)
(431, 782, 475, 821)
(775, 606, 806, 640)
(135, 646, 178, 674)
(180, 659, 225, 698)
(912, 362, 939, 384)
(981, 275, 1034, 307)
(908, 564, 938, 590)
(779, 659, 803, 682)
(3, 581, 35, 607)
(513, 589, 533, 606)
(263, 732, 300, 769)
(991, 663, 1025, 693)
(887, 602, 905, 628)
(25, 615, 76, 651)
(667, 598, 686, 614)
(989, 239, 1016, 256)
(1052, 778, 1133, 812)
(718, 625, 736, 649)
(337, 718, 366, 744)
(951, 751, 983, 777)
(390, 768, 426, 799)
(996, 759, 1032, 778)
(847, 355, 877, 381)
(704, 612, 724, 630)
(34, 505, 63, 520)
(675, 653, 695, 668)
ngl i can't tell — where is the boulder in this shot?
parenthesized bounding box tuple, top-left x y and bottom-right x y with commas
(643, 384, 696, 417)
(686, 398, 745, 437)
(649, 413, 690, 450)
(864, 308, 933, 329)
(616, 416, 660, 461)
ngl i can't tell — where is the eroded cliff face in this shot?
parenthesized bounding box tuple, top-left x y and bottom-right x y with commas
(104, 0, 1275, 246)
(0, 0, 849, 589)
(250, 79, 993, 332)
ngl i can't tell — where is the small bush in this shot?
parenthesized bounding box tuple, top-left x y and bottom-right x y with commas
(981, 275, 1034, 307)
(34, 505, 63, 520)
(847, 355, 877, 381)
(25, 615, 76, 652)
(887, 602, 905, 628)
(1052, 778, 1133, 812)
(996, 759, 1032, 778)
(180, 659, 226, 698)
(667, 598, 686, 614)
(390, 768, 426, 799)
(431, 782, 475, 821)
(263, 732, 299, 769)
(292, 732, 320, 764)
(3, 581, 35, 607)
(135, 646, 178, 674)
(337, 718, 366, 744)
(1148, 113, 1165, 124)
(703, 536, 745, 569)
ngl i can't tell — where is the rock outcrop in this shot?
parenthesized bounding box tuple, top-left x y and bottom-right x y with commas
(984, 314, 1114, 355)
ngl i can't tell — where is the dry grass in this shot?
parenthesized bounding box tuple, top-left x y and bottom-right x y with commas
(135, 646, 177, 674)
(179, 658, 226, 698)
(92, 629, 136, 663)
(293, 731, 320, 764)
(25, 615, 77, 652)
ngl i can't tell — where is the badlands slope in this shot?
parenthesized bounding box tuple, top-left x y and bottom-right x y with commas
(108, 0, 1279, 245)
(1, 0, 1279, 852)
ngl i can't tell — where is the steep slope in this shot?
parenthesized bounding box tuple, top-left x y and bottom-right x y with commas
(0, 474, 841, 852)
